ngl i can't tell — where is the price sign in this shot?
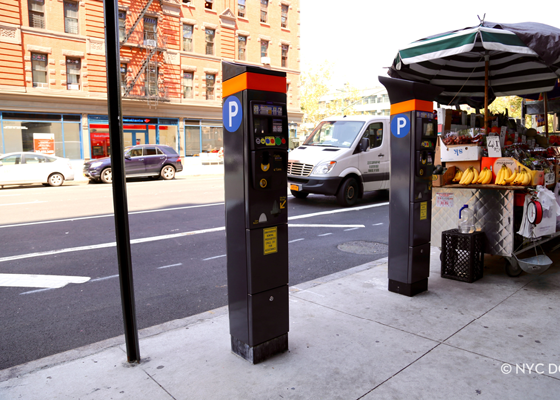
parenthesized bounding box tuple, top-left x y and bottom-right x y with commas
(436, 193, 454, 208)
(487, 136, 502, 157)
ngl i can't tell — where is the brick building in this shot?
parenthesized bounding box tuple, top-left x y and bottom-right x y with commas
(0, 0, 302, 160)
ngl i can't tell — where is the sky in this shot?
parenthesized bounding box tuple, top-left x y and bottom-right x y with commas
(299, 0, 560, 90)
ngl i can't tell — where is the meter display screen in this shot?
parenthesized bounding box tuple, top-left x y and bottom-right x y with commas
(253, 104, 283, 116)
(423, 122, 435, 137)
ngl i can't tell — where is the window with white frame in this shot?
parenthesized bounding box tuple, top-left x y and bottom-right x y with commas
(281, 45, 289, 68)
(260, 0, 268, 23)
(205, 74, 215, 100)
(28, 0, 45, 29)
(183, 72, 193, 98)
(238, 0, 246, 18)
(183, 24, 193, 52)
(64, 1, 79, 34)
(205, 0, 213, 10)
(238, 35, 247, 61)
(120, 63, 127, 91)
(66, 58, 81, 90)
(205, 29, 215, 55)
(144, 17, 157, 45)
(118, 11, 126, 40)
(281, 4, 288, 28)
(31, 53, 48, 88)
(261, 40, 268, 57)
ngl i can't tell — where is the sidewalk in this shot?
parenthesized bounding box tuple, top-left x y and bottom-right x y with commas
(1, 246, 559, 399)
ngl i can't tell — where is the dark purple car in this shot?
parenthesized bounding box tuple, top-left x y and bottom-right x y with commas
(83, 144, 183, 183)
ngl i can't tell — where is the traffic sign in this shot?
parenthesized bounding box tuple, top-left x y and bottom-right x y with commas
(390, 114, 411, 138)
(223, 96, 243, 132)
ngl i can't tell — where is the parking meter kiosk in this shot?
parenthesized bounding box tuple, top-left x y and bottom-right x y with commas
(378, 76, 443, 297)
(222, 62, 289, 363)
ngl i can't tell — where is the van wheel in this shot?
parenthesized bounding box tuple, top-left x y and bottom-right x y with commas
(291, 190, 309, 199)
(337, 177, 359, 207)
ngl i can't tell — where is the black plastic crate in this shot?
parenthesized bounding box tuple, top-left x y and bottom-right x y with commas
(441, 229, 485, 283)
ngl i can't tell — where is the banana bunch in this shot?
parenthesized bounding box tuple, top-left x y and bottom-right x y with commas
(452, 168, 463, 183)
(510, 168, 532, 186)
(458, 166, 478, 185)
(494, 165, 532, 186)
(474, 167, 492, 184)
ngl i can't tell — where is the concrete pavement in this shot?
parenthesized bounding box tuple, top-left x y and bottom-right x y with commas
(1, 245, 559, 399)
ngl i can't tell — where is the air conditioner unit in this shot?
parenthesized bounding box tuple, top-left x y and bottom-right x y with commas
(144, 39, 157, 47)
(261, 57, 270, 65)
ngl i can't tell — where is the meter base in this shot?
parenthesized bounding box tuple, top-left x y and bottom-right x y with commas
(388, 278, 428, 297)
(231, 333, 288, 364)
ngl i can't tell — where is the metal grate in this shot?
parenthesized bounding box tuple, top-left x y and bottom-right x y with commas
(441, 229, 485, 283)
(288, 161, 313, 177)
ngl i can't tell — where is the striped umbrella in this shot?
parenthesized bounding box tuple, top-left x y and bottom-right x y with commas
(388, 21, 560, 110)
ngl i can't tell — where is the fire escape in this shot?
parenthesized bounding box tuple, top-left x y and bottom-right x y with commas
(120, 0, 168, 107)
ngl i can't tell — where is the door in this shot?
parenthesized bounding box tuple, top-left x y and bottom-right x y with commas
(124, 147, 145, 176)
(22, 153, 51, 182)
(359, 122, 390, 191)
(142, 146, 166, 174)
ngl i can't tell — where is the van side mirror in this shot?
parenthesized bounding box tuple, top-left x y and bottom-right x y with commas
(359, 138, 370, 153)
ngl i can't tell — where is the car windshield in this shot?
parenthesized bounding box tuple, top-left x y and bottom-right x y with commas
(303, 121, 365, 148)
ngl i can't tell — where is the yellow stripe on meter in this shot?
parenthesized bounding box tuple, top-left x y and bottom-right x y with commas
(263, 226, 278, 255)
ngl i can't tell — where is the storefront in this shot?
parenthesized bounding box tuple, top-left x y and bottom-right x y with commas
(87, 115, 179, 159)
(184, 119, 223, 157)
(0, 112, 82, 159)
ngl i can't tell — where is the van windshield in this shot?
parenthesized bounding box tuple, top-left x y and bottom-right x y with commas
(303, 121, 364, 148)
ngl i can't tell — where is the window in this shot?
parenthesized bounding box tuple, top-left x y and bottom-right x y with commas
(182, 0, 191, 4)
(120, 63, 127, 91)
(205, 0, 213, 10)
(144, 17, 157, 45)
(205, 74, 215, 100)
(205, 29, 215, 55)
(31, 53, 48, 88)
(66, 58, 81, 90)
(238, 36, 247, 61)
(64, 1, 79, 34)
(260, 40, 268, 57)
(183, 24, 193, 52)
(28, 0, 45, 29)
(183, 72, 193, 98)
(281, 4, 288, 28)
(118, 11, 126, 41)
(145, 65, 158, 96)
(238, 0, 245, 18)
(260, 0, 268, 23)
(1, 154, 21, 165)
(362, 123, 384, 149)
(281, 45, 289, 68)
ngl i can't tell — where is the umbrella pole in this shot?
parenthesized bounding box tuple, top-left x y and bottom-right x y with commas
(484, 55, 489, 133)
(544, 92, 549, 143)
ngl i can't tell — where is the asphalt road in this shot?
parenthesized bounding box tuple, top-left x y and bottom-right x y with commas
(0, 176, 389, 370)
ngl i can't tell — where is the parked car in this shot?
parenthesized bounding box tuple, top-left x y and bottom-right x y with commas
(83, 144, 183, 184)
(0, 152, 75, 188)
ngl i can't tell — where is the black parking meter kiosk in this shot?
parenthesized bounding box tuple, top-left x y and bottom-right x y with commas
(378, 76, 443, 297)
(222, 62, 289, 363)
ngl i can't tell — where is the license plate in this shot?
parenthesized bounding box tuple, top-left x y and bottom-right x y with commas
(290, 184, 301, 191)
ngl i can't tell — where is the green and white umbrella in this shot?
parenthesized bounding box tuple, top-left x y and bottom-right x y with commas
(388, 21, 560, 108)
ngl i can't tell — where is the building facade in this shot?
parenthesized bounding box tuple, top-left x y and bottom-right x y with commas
(0, 0, 302, 160)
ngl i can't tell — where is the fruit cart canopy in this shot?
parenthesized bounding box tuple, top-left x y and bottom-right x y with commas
(388, 21, 560, 108)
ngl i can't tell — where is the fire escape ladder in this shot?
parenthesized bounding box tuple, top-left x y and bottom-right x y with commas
(123, 46, 157, 97)
(122, 0, 155, 44)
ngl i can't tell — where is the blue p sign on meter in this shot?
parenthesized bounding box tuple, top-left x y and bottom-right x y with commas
(391, 114, 411, 138)
(223, 96, 243, 132)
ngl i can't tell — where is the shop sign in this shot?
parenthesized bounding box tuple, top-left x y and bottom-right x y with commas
(33, 133, 55, 155)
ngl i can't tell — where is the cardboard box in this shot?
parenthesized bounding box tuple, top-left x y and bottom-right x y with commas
(493, 157, 545, 186)
(439, 137, 482, 162)
(445, 160, 482, 176)
(481, 157, 500, 180)
(433, 165, 456, 187)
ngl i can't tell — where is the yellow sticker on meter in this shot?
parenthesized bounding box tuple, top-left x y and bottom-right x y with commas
(263, 226, 278, 255)
(420, 201, 428, 220)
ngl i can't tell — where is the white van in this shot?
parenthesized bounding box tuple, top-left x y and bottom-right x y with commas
(287, 115, 390, 206)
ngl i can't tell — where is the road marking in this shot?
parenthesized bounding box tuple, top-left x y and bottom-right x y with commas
(288, 202, 389, 221)
(289, 224, 364, 228)
(157, 263, 183, 269)
(0, 273, 90, 289)
(0, 226, 225, 263)
(90, 274, 119, 282)
(372, 223, 383, 226)
(203, 254, 226, 261)
(288, 238, 304, 243)
(0, 194, 21, 197)
(318, 233, 332, 237)
(0, 203, 225, 229)
(344, 227, 360, 231)
(0, 200, 47, 207)
(20, 288, 55, 295)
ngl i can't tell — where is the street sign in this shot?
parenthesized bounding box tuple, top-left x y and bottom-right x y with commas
(223, 96, 242, 132)
(391, 114, 411, 138)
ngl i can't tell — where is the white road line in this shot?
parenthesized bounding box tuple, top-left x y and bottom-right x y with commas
(372, 223, 383, 226)
(318, 233, 332, 237)
(288, 202, 389, 221)
(0, 226, 225, 263)
(90, 274, 120, 282)
(0, 273, 90, 289)
(0, 200, 47, 207)
(20, 288, 55, 295)
(289, 224, 364, 228)
(344, 227, 360, 231)
(288, 238, 304, 243)
(203, 255, 226, 261)
(157, 263, 183, 269)
(0, 194, 21, 197)
(0, 203, 224, 229)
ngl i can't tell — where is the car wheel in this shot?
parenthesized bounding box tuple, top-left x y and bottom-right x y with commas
(48, 173, 64, 187)
(160, 165, 176, 180)
(100, 168, 112, 184)
(337, 177, 359, 207)
(291, 190, 309, 199)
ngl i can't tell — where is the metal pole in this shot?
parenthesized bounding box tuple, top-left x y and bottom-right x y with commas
(484, 55, 489, 134)
(102, 0, 140, 363)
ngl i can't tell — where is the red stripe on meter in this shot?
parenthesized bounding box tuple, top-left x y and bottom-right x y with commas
(223, 72, 286, 97)
(390, 99, 433, 115)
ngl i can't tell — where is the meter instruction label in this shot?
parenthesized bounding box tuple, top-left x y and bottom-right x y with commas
(263, 226, 278, 255)
(223, 96, 243, 132)
(390, 114, 410, 138)
(420, 202, 428, 220)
